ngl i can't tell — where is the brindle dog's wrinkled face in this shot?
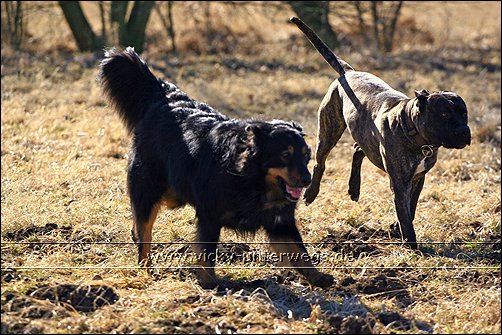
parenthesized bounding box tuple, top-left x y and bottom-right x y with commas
(262, 123, 312, 203)
(415, 90, 471, 149)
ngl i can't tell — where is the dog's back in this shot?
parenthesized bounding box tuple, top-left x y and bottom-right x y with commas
(99, 48, 226, 134)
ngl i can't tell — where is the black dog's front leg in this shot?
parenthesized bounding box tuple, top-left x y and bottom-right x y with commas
(193, 219, 221, 289)
(265, 221, 334, 288)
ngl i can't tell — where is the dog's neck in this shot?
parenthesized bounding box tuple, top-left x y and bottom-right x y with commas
(402, 99, 438, 157)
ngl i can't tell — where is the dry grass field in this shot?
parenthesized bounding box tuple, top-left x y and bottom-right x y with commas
(1, 1, 500, 333)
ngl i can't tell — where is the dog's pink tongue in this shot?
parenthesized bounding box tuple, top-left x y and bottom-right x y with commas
(285, 185, 303, 199)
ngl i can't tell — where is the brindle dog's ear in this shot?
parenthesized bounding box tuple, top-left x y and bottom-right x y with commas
(291, 121, 303, 132)
(414, 89, 430, 102)
(290, 121, 307, 137)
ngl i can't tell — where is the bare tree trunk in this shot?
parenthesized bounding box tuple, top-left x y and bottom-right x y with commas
(287, 1, 339, 50)
(154, 2, 176, 53)
(167, 1, 176, 53)
(370, 1, 382, 51)
(369, 1, 404, 53)
(59, 1, 102, 51)
(124, 1, 155, 53)
(354, 2, 367, 41)
(59, 1, 154, 53)
(99, 1, 107, 45)
(110, 1, 128, 45)
(384, 1, 403, 52)
(2, 1, 24, 48)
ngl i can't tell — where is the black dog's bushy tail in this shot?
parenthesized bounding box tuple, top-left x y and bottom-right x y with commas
(98, 47, 166, 133)
(290, 17, 353, 76)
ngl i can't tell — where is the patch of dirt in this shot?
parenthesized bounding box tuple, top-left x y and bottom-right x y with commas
(453, 269, 501, 287)
(320, 314, 375, 334)
(3, 223, 72, 241)
(340, 226, 391, 242)
(219, 270, 321, 298)
(2, 291, 70, 319)
(1, 320, 42, 334)
(321, 226, 391, 258)
(376, 311, 412, 331)
(1, 268, 20, 283)
(27, 284, 119, 312)
(478, 235, 501, 263)
(357, 272, 406, 295)
(336, 269, 415, 308)
(421, 234, 501, 264)
(154, 318, 237, 334)
(174, 294, 201, 305)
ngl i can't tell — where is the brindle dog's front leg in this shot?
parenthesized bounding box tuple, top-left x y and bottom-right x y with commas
(388, 175, 418, 249)
(391, 174, 425, 241)
(410, 175, 426, 222)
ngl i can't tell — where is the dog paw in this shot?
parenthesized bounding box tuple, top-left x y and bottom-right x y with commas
(349, 192, 359, 202)
(308, 272, 334, 288)
(130, 229, 138, 242)
(303, 187, 319, 205)
(389, 222, 401, 238)
(197, 277, 219, 289)
(190, 266, 218, 289)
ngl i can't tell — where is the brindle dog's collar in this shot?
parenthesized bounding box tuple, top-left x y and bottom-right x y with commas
(402, 100, 438, 157)
(420, 144, 435, 158)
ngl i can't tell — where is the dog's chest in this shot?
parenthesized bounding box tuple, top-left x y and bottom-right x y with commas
(414, 154, 437, 176)
(414, 157, 427, 175)
(221, 204, 292, 232)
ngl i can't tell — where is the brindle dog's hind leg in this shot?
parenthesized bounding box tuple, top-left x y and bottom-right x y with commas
(348, 143, 365, 202)
(304, 83, 346, 205)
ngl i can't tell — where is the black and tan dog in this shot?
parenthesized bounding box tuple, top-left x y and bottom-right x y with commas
(290, 17, 471, 248)
(98, 47, 333, 288)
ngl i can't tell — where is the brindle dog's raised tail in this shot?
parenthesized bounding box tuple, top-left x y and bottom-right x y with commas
(290, 17, 353, 76)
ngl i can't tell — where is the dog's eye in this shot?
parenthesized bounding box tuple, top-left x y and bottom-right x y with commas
(281, 151, 291, 161)
(441, 112, 449, 118)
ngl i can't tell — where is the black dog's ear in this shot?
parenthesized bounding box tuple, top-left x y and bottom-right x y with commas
(231, 124, 267, 175)
(245, 123, 271, 143)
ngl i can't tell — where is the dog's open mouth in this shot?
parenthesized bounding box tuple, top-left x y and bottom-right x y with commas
(278, 178, 303, 202)
(285, 184, 303, 202)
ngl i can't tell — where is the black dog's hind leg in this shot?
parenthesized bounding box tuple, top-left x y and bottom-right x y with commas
(192, 217, 221, 289)
(348, 143, 365, 202)
(128, 164, 166, 267)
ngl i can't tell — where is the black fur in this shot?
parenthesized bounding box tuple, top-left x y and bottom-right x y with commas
(98, 47, 333, 288)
